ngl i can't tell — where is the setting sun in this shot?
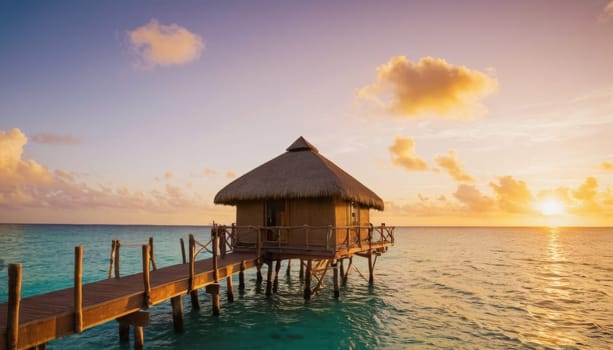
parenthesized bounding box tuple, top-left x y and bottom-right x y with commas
(540, 199, 565, 216)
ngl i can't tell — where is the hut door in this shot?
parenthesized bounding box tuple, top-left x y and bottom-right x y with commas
(265, 199, 286, 240)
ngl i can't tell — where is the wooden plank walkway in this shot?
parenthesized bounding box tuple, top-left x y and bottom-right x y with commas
(0, 252, 258, 350)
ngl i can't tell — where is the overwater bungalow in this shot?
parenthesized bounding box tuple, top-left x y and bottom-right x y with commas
(214, 136, 394, 297)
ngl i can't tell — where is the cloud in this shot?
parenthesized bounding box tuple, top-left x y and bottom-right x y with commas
(31, 133, 80, 144)
(434, 150, 474, 182)
(226, 171, 237, 179)
(203, 167, 217, 176)
(164, 171, 174, 180)
(599, 1, 613, 22)
(453, 184, 495, 212)
(0, 128, 54, 205)
(389, 136, 428, 171)
(489, 176, 534, 213)
(358, 56, 498, 118)
(601, 161, 613, 171)
(128, 19, 204, 68)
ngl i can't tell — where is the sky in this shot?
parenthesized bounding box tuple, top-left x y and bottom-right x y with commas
(1, 0, 612, 226)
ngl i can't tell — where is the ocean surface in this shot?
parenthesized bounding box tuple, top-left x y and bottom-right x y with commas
(0, 225, 611, 349)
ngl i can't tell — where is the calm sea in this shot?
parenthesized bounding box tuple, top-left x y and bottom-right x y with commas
(0, 225, 611, 349)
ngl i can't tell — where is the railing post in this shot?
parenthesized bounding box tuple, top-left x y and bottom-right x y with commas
(345, 228, 350, 249)
(74, 246, 84, 333)
(7, 263, 22, 350)
(180, 238, 186, 264)
(149, 237, 157, 271)
(304, 225, 309, 249)
(188, 234, 195, 290)
(114, 240, 121, 279)
(108, 240, 116, 279)
(142, 244, 152, 308)
(256, 228, 262, 261)
(213, 228, 219, 283)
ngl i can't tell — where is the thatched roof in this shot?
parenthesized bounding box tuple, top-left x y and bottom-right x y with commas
(214, 137, 384, 210)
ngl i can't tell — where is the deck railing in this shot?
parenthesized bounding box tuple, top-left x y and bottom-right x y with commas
(211, 223, 394, 254)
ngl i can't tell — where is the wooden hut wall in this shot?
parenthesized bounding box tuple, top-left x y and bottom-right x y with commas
(236, 201, 264, 243)
(334, 200, 350, 246)
(288, 198, 335, 247)
(359, 206, 370, 243)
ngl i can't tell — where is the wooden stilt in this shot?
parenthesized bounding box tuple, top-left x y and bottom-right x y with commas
(273, 260, 281, 293)
(118, 324, 130, 343)
(238, 260, 246, 290)
(206, 284, 221, 316)
(190, 290, 200, 311)
(344, 257, 353, 281)
(303, 259, 312, 300)
(7, 263, 22, 350)
(286, 259, 291, 277)
(265, 261, 273, 296)
(333, 261, 340, 299)
(299, 259, 305, 281)
(134, 326, 144, 350)
(74, 246, 83, 333)
(256, 263, 263, 285)
(368, 251, 374, 285)
(226, 276, 234, 303)
(339, 258, 345, 282)
(171, 295, 184, 333)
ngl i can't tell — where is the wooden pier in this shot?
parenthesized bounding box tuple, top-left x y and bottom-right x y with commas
(1, 224, 394, 350)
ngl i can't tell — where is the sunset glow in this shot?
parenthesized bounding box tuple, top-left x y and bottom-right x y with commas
(0, 1, 612, 226)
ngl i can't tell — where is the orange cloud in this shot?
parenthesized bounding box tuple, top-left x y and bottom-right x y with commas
(358, 56, 498, 118)
(389, 136, 428, 171)
(601, 161, 613, 171)
(128, 19, 204, 68)
(164, 171, 174, 180)
(453, 184, 495, 212)
(599, 1, 613, 22)
(0, 128, 54, 205)
(203, 167, 217, 176)
(226, 171, 237, 179)
(31, 133, 80, 144)
(489, 176, 534, 213)
(434, 150, 474, 182)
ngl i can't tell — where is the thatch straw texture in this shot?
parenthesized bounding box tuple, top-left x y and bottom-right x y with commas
(214, 137, 384, 210)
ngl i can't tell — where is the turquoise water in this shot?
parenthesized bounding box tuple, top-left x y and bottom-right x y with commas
(0, 225, 612, 349)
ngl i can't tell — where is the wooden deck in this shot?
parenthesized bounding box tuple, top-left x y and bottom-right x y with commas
(0, 252, 258, 350)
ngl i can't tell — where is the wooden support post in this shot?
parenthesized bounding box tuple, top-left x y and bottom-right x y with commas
(339, 258, 345, 282)
(286, 259, 291, 277)
(170, 295, 184, 333)
(108, 240, 116, 279)
(333, 261, 340, 299)
(118, 324, 130, 343)
(74, 246, 83, 333)
(206, 284, 221, 316)
(345, 257, 353, 280)
(7, 263, 22, 350)
(256, 228, 262, 262)
(273, 259, 281, 293)
(149, 237, 157, 271)
(180, 238, 186, 264)
(368, 251, 374, 285)
(256, 263, 263, 285)
(190, 290, 200, 311)
(265, 261, 273, 296)
(134, 326, 144, 350)
(226, 276, 234, 303)
(303, 259, 312, 300)
(142, 244, 152, 308)
(299, 259, 304, 281)
(114, 240, 121, 279)
(238, 260, 246, 290)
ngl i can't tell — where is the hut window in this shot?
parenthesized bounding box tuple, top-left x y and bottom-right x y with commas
(350, 201, 359, 226)
(265, 199, 286, 227)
